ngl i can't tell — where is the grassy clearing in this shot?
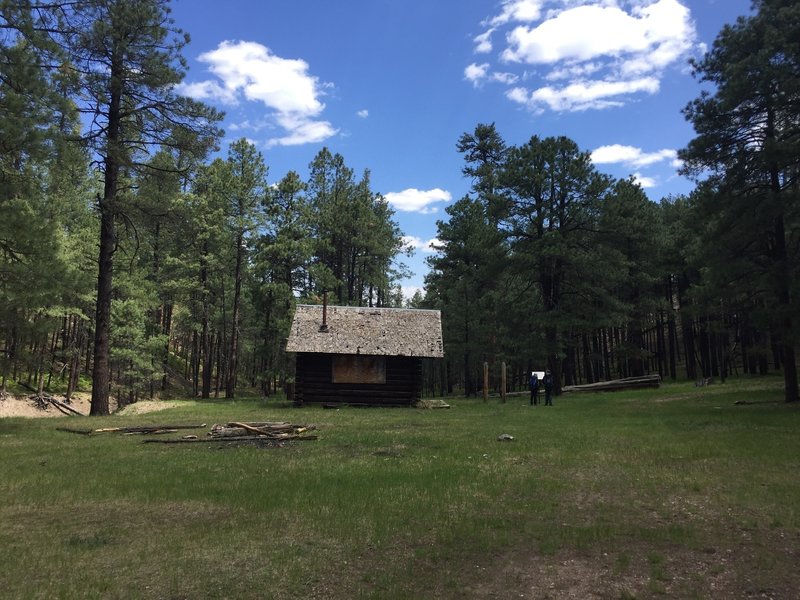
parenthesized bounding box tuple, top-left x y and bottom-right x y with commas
(1, 376, 799, 599)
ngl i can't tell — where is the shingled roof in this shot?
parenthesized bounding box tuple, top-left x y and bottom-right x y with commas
(286, 304, 444, 358)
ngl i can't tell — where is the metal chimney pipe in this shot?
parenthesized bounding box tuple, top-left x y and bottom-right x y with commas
(320, 290, 329, 332)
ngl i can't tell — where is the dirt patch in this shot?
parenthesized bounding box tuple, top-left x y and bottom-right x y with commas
(0, 393, 184, 418)
(115, 399, 193, 415)
(0, 392, 94, 418)
(461, 531, 800, 599)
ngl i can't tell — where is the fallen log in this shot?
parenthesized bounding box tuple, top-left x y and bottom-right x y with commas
(57, 424, 207, 435)
(123, 429, 178, 435)
(57, 427, 96, 435)
(50, 402, 80, 417)
(226, 421, 312, 431)
(227, 421, 293, 428)
(209, 422, 315, 438)
(48, 396, 83, 416)
(562, 375, 661, 393)
(143, 434, 318, 444)
(227, 422, 283, 436)
(93, 424, 207, 434)
(49, 400, 76, 416)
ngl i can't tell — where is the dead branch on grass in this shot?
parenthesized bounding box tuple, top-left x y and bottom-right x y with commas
(57, 424, 207, 435)
(144, 422, 319, 446)
(143, 434, 318, 444)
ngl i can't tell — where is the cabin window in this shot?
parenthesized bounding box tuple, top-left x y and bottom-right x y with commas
(332, 355, 386, 384)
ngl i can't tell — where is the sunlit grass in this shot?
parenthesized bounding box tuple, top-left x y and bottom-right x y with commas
(1, 375, 798, 598)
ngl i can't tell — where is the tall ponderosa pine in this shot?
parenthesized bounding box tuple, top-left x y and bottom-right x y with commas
(11, 0, 223, 413)
(135, 150, 183, 395)
(0, 18, 95, 396)
(455, 124, 512, 383)
(501, 136, 609, 390)
(181, 165, 230, 399)
(680, 0, 800, 402)
(598, 178, 664, 377)
(220, 139, 268, 398)
(426, 196, 500, 396)
(250, 171, 310, 395)
(306, 148, 405, 306)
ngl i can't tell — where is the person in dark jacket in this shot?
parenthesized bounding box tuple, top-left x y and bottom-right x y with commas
(543, 369, 554, 406)
(529, 372, 540, 405)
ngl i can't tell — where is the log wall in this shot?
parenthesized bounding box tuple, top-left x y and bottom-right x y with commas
(294, 353, 422, 406)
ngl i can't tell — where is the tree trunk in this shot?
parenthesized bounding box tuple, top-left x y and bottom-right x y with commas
(764, 105, 798, 402)
(161, 302, 172, 391)
(191, 329, 199, 397)
(667, 283, 678, 380)
(90, 44, 124, 416)
(90, 200, 115, 415)
(200, 250, 212, 399)
(214, 330, 222, 398)
(261, 290, 274, 396)
(656, 311, 666, 379)
(582, 333, 593, 384)
(678, 292, 697, 380)
(773, 214, 798, 402)
(226, 233, 243, 398)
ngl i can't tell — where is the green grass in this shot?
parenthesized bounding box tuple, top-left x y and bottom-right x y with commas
(1, 376, 799, 598)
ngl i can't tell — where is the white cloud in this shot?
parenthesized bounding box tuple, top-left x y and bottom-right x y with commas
(508, 76, 659, 112)
(489, 0, 545, 26)
(633, 172, 657, 188)
(426, 237, 443, 252)
(401, 285, 425, 303)
(385, 188, 452, 214)
(178, 80, 237, 104)
(492, 71, 519, 84)
(356, 109, 369, 118)
(402, 235, 421, 250)
(475, 1, 544, 53)
(402, 236, 441, 253)
(506, 86, 531, 105)
(468, 0, 698, 113)
(228, 117, 273, 133)
(591, 144, 678, 168)
(501, 1, 694, 68)
(474, 29, 495, 54)
(178, 40, 337, 146)
(267, 114, 336, 147)
(466, 63, 520, 87)
(465, 62, 490, 86)
(544, 61, 602, 82)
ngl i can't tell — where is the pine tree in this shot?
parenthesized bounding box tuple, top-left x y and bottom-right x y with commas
(7, 0, 223, 413)
(680, 0, 799, 402)
(501, 135, 609, 391)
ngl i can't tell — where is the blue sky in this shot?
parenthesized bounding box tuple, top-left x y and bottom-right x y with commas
(171, 0, 753, 298)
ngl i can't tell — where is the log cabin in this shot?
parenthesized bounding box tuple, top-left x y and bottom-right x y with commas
(285, 304, 444, 406)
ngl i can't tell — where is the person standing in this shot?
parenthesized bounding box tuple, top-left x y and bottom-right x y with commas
(529, 372, 540, 405)
(543, 369, 554, 406)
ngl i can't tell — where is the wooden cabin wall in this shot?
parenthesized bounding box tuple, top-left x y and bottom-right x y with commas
(295, 353, 422, 405)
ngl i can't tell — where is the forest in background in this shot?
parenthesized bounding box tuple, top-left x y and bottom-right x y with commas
(1, 0, 798, 411)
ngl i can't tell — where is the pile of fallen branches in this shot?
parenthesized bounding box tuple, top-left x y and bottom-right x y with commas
(30, 393, 84, 416)
(142, 421, 318, 445)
